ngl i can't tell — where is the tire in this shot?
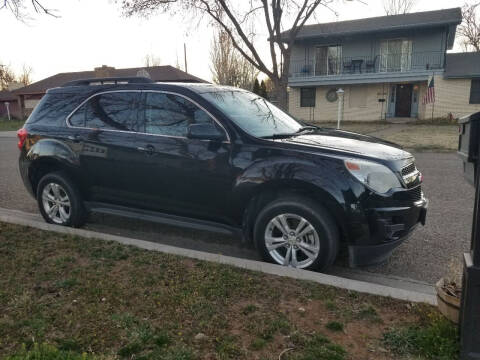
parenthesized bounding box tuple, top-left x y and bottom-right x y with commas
(254, 195, 339, 271)
(36, 171, 86, 228)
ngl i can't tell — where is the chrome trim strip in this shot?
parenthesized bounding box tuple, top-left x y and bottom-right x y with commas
(65, 89, 231, 143)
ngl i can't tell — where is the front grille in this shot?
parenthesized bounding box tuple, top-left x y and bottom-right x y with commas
(401, 162, 416, 176)
(407, 186, 422, 202)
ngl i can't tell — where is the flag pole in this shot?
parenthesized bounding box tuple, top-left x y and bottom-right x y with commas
(431, 72, 435, 121)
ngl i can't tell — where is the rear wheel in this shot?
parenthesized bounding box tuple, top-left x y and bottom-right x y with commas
(37, 171, 86, 227)
(254, 196, 339, 271)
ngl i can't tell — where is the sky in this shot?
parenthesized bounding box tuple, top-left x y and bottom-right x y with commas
(0, 0, 472, 83)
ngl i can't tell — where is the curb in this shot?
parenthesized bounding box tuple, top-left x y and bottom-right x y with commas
(0, 210, 437, 306)
(0, 131, 17, 138)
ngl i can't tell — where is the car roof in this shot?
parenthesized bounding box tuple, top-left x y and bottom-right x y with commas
(47, 81, 247, 96)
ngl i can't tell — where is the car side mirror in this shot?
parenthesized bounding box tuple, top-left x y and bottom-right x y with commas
(187, 123, 225, 141)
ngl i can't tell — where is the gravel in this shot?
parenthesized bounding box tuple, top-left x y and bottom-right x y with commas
(0, 136, 473, 284)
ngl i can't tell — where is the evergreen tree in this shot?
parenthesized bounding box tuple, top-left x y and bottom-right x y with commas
(260, 80, 269, 100)
(252, 78, 261, 95)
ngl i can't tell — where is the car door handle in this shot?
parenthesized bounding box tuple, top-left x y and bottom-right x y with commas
(67, 135, 81, 143)
(137, 145, 155, 155)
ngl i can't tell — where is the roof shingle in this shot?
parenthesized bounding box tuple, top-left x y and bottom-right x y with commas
(445, 52, 480, 78)
(13, 65, 207, 95)
(0, 90, 17, 102)
(281, 7, 462, 41)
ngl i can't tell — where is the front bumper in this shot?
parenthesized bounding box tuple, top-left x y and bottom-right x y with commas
(348, 195, 428, 267)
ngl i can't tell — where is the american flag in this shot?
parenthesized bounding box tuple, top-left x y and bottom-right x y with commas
(422, 76, 435, 105)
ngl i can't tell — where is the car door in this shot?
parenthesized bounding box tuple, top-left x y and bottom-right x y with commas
(67, 91, 145, 207)
(134, 90, 233, 223)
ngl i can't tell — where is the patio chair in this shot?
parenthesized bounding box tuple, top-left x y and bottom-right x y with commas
(366, 55, 379, 73)
(343, 61, 353, 74)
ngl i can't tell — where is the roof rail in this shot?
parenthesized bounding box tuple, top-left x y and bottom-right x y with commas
(62, 77, 154, 87)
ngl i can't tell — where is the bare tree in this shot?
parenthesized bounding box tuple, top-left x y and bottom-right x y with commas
(0, 64, 16, 90)
(210, 30, 258, 90)
(459, 2, 480, 52)
(0, 0, 58, 18)
(143, 53, 162, 67)
(121, 0, 336, 110)
(383, 0, 417, 15)
(18, 64, 33, 86)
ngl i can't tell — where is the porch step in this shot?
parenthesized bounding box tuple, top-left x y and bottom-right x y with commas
(386, 117, 417, 124)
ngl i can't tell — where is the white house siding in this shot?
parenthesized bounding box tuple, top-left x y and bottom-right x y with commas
(289, 84, 390, 122)
(422, 75, 480, 119)
(288, 75, 480, 122)
(24, 99, 40, 110)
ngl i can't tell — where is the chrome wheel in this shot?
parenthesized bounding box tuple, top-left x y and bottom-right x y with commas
(264, 213, 320, 269)
(42, 183, 71, 224)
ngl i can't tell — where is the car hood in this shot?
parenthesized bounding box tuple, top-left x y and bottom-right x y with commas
(275, 129, 412, 161)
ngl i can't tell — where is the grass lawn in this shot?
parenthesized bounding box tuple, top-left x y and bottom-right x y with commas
(382, 125, 459, 152)
(318, 121, 390, 135)
(312, 121, 458, 152)
(0, 119, 24, 131)
(0, 222, 459, 360)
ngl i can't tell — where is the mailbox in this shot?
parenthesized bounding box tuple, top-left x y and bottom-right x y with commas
(458, 112, 480, 185)
(458, 111, 480, 360)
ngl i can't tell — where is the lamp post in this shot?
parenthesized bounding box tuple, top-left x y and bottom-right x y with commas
(336, 88, 344, 129)
(458, 112, 480, 360)
(5, 102, 10, 121)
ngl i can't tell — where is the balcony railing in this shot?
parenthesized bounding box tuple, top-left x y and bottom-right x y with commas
(290, 51, 444, 78)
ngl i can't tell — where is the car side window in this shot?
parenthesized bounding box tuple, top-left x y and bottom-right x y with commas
(68, 92, 141, 132)
(141, 92, 216, 137)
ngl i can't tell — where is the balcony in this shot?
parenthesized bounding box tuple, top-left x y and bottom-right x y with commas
(289, 51, 444, 86)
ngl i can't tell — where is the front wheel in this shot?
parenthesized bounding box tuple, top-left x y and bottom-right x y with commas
(254, 196, 339, 271)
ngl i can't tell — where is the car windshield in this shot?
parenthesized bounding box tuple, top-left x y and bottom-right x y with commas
(200, 90, 305, 138)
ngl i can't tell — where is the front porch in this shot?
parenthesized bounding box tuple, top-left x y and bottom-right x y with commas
(288, 81, 429, 123)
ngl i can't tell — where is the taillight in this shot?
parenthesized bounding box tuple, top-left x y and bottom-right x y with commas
(17, 128, 28, 150)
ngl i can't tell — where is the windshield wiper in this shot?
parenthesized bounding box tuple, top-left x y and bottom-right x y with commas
(261, 126, 318, 139)
(295, 126, 317, 133)
(260, 133, 298, 139)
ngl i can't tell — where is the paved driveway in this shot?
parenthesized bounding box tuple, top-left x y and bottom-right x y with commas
(0, 133, 473, 284)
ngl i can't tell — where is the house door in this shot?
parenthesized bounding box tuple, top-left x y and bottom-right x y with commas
(395, 84, 412, 117)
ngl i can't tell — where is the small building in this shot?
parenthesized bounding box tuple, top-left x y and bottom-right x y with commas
(283, 7, 480, 122)
(12, 65, 207, 118)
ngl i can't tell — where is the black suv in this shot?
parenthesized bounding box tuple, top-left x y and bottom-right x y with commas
(18, 77, 427, 271)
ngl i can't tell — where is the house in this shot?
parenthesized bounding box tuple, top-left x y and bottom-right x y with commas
(12, 65, 207, 118)
(0, 82, 23, 119)
(283, 7, 480, 122)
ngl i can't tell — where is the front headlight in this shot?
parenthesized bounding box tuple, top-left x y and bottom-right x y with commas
(344, 159, 402, 194)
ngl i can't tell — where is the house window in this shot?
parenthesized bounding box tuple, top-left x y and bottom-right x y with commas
(315, 45, 342, 76)
(300, 88, 316, 107)
(380, 39, 412, 72)
(470, 79, 480, 104)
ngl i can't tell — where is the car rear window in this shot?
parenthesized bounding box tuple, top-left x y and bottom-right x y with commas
(26, 92, 83, 126)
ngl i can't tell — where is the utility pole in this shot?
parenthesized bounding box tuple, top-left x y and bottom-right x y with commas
(184, 43, 188, 73)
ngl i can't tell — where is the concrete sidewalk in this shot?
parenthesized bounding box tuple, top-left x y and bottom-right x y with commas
(0, 131, 17, 138)
(0, 207, 437, 305)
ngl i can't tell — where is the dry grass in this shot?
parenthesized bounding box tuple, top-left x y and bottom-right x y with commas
(382, 125, 458, 151)
(313, 121, 389, 135)
(0, 222, 458, 359)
